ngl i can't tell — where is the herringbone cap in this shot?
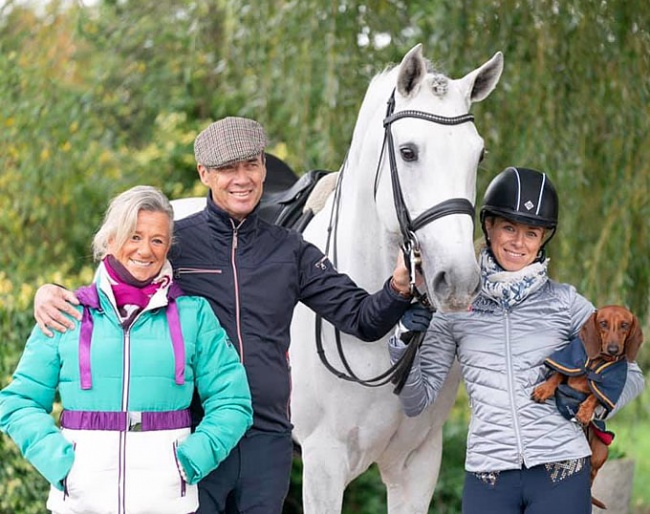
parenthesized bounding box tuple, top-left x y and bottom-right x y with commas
(194, 117, 267, 168)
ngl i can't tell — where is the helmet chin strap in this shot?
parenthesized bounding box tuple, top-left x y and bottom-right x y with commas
(536, 225, 557, 262)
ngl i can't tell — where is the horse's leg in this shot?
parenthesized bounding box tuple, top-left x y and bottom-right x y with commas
(378, 426, 443, 514)
(377, 362, 462, 514)
(300, 434, 350, 514)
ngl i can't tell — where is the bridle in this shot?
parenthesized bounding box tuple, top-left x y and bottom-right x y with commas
(316, 88, 477, 392)
(381, 89, 476, 300)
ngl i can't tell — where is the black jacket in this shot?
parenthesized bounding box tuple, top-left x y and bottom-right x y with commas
(171, 194, 411, 433)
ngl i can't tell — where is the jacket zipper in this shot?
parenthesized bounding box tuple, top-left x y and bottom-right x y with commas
(175, 267, 222, 275)
(504, 310, 525, 466)
(230, 220, 244, 363)
(106, 299, 144, 514)
(120, 311, 136, 514)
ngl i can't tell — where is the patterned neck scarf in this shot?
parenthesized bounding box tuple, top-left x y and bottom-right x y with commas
(104, 255, 161, 310)
(479, 248, 549, 309)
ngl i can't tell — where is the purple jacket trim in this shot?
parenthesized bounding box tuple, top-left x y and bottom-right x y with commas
(78, 308, 94, 390)
(75, 285, 100, 391)
(60, 409, 191, 431)
(167, 299, 186, 385)
(74, 282, 187, 389)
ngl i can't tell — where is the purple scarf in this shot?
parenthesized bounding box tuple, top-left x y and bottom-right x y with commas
(104, 255, 162, 311)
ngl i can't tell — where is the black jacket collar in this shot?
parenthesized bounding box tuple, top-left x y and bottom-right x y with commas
(204, 191, 260, 234)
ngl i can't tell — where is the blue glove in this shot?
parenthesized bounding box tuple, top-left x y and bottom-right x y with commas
(398, 303, 432, 343)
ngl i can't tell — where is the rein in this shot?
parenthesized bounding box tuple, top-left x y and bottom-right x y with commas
(315, 88, 477, 393)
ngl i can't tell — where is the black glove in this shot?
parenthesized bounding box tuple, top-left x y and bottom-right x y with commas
(398, 303, 432, 343)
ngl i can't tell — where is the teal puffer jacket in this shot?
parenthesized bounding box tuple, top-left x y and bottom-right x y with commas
(0, 264, 252, 514)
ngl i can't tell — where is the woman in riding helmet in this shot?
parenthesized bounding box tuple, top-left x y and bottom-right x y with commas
(388, 167, 644, 514)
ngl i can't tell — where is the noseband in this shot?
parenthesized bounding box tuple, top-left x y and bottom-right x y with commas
(379, 89, 476, 298)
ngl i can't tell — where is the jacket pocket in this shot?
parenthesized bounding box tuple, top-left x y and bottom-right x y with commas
(175, 267, 223, 276)
(173, 440, 187, 497)
(62, 441, 76, 501)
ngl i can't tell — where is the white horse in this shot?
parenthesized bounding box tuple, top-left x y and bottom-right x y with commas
(289, 44, 503, 513)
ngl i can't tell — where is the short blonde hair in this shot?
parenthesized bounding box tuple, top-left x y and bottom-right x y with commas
(92, 186, 173, 261)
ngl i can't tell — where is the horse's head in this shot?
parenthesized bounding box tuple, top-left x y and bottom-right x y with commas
(363, 44, 503, 312)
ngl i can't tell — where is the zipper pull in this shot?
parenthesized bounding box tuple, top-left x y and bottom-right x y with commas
(233, 228, 238, 251)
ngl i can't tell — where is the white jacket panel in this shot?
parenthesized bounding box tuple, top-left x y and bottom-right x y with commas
(46, 428, 197, 514)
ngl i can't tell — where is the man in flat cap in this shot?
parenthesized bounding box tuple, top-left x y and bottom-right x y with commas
(34, 116, 415, 514)
(193, 117, 269, 221)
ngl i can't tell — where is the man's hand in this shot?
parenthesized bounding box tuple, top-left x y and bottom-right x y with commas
(34, 284, 81, 337)
(390, 251, 413, 298)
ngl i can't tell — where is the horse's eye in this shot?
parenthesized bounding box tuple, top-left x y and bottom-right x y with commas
(399, 145, 418, 162)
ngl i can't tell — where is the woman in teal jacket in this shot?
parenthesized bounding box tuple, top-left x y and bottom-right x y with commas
(0, 185, 253, 514)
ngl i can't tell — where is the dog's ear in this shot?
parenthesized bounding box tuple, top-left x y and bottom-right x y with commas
(625, 314, 644, 362)
(580, 312, 602, 359)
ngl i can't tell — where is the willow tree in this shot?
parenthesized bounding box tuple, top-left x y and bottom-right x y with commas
(1, 1, 648, 513)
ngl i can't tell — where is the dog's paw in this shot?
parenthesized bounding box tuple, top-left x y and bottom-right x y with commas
(576, 406, 594, 426)
(531, 384, 553, 403)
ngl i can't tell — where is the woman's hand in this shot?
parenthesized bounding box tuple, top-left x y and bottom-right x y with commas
(34, 284, 81, 337)
(397, 303, 433, 343)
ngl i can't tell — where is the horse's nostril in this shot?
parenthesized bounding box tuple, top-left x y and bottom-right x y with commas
(432, 271, 451, 298)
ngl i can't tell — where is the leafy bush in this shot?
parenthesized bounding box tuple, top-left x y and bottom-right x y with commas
(0, 275, 49, 514)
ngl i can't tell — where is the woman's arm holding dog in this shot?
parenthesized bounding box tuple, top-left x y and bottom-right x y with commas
(605, 362, 645, 418)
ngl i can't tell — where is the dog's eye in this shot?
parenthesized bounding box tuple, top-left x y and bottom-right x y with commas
(620, 322, 630, 330)
(599, 320, 608, 329)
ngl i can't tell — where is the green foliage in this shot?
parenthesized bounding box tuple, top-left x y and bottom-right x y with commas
(0, 436, 50, 514)
(605, 388, 650, 509)
(0, 276, 50, 514)
(1, 0, 649, 512)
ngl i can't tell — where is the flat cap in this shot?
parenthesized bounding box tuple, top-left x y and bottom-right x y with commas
(194, 116, 268, 168)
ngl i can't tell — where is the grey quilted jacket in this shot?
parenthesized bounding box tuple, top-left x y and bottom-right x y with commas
(388, 279, 645, 473)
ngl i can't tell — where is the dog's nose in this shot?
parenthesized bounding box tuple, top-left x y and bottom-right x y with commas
(606, 343, 620, 355)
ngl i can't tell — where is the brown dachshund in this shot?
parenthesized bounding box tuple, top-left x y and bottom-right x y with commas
(532, 305, 644, 510)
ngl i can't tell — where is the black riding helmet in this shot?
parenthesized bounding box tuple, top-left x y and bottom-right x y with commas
(480, 167, 559, 261)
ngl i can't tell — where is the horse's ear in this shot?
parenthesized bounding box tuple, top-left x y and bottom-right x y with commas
(397, 44, 427, 97)
(625, 314, 644, 362)
(579, 312, 602, 359)
(459, 51, 504, 104)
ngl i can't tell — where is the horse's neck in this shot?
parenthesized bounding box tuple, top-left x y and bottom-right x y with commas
(325, 71, 400, 288)
(327, 174, 396, 290)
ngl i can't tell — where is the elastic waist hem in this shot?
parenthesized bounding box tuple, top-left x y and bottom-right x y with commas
(60, 409, 191, 432)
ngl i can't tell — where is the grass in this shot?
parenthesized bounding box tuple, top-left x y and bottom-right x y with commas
(606, 385, 650, 513)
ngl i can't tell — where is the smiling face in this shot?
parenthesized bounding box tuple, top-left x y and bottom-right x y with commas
(198, 154, 267, 221)
(484, 216, 546, 271)
(108, 210, 171, 281)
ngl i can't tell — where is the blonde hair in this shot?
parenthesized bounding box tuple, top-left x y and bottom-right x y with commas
(92, 186, 174, 261)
